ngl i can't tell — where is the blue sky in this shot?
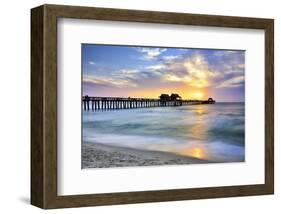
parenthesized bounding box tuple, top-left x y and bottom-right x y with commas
(82, 44, 245, 102)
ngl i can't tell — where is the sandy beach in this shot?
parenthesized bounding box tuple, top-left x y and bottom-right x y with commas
(82, 141, 209, 169)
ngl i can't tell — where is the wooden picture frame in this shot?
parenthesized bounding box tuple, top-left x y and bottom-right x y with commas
(31, 4, 274, 209)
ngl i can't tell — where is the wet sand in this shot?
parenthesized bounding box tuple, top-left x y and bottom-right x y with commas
(82, 141, 209, 169)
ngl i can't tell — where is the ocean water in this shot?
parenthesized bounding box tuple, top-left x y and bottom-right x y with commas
(83, 103, 245, 163)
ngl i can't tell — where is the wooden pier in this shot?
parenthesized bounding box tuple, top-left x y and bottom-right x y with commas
(82, 96, 215, 111)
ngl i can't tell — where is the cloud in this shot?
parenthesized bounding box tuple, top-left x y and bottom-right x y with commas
(222, 63, 245, 74)
(89, 61, 95, 65)
(162, 55, 180, 61)
(163, 74, 191, 82)
(158, 49, 245, 90)
(84, 48, 245, 93)
(120, 69, 139, 74)
(213, 50, 238, 57)
(216, 76, 244, 88)
(210, 50, 245, 75)
(116, 69, 142, 80)
(146, 64, 166, 71)
(137, 48, 167, 60)
(83, 74, 138, 88)
(162, 54, 218, 88)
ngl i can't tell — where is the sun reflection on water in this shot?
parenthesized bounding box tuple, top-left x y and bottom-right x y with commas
(189, 106, 208, 140)
(178, 147, 207, 159)
(191, 148, 205, 159)
(178, 106, 210, 160)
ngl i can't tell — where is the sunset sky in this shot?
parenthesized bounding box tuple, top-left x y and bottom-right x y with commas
(82, 44, 245, 102)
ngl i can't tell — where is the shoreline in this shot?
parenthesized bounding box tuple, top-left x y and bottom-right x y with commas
(82, 141, 210, 169)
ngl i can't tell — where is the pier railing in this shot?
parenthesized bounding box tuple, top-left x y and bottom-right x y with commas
(82, 96, 215, 111)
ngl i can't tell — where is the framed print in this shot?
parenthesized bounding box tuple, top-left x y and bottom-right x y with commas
(31, 4, 274, 209)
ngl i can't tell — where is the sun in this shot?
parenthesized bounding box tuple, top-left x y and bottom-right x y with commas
(192, 92, 204, 100)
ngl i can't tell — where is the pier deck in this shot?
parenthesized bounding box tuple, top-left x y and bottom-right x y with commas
(82, 96, 215, 111)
